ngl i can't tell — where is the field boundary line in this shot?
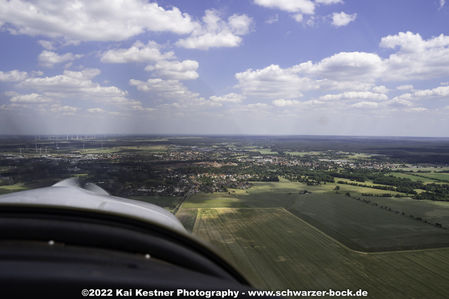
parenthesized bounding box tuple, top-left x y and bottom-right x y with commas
(280, 207, 449, 256)
(191, 208, 201, 234)
(191, 207, 449, 255)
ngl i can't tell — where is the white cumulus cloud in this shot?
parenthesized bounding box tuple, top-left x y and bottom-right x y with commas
(87, 108, 105, 113)
(210, 93, 245, 103)
(101, 41, 199, 80)
(272, 99, 300, 107)
(0, 0, 196, 42)
(254, 0, 315, 14)
(130, 78, 201, 102)
(18, 69, 141, 107)
(316, 0, 343, 4)
(397, 85, 414, 90)
(38, 40, 55, 50)
(10, 93, 53, 103)
(414, 85, 449, 97)
(236, 64, 316, 99)
(296, 51, 384, 81)
(332, 12, 357, 27)
(235, 31, 449, 111)
(101, 41, 175, 64)
(381, 32, 449, 81)
(145, 60, 199, 81)
(176, 10, 253, 50)
(351, 101, 379, 109)
(49, 105, 79, 115)
(0, 70, 28, 82)
(38, 50, 82, 68)
(320, 91, 388, 101)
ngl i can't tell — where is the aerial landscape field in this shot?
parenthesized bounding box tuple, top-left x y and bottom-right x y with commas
(2, 0, 449, 297)
(1, 135, 449, 298)
(176, 175, 449, 298)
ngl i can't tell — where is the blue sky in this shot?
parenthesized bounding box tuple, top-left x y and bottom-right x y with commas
(0, 0, 449, 136)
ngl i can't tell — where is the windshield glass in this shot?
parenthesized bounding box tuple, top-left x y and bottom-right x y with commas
(1, 1, 449, 298)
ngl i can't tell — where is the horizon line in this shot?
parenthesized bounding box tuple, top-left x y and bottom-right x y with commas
(1, 133, 449, 139)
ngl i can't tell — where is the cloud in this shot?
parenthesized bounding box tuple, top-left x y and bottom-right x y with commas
(254, 0, 315, 14)
(176, 10, 253, 50)
(145, 60, 199, 80)
(0, 0, 196, 42)
(246, 103, 270, 109)
(38, 50, 82, 68)
(235, 32, 449, 112)
(255, 0, 343, 26)
(10, 93, 53, 103)
(320, 91, 388, 101)
(331, 12, 357, 27)
(380, 31, 428, 52)
(0, 70, 27, 82)
(87, 108, 105, 113)
(235, 52, 388, 102)
(408, 107, 428, 112)
(235, 64, 316, 99)
(50, 104, 79, 115)
(440, 0, 446, 9)
(390, 85, 449, 107)
(17, 69, 141, 107)
(397, 84, 414, 91)
(351, 101, 379, 109)
(210, 93, 245, 103)
(129, 78, 227, 110)
(101, 40, 199, 80)
(2, 102, 78, 115)
(101, 41, 175, 63)
(237, 31, 449, 101)
(296, 51, 384, 81)
(414, 85, 449, 97)
(316, 0, 344, 4)
(292, 14, 304, 23)
(1, 68, 153, 117)
(380, 32, 449, 81)
(387, 98, 413, 108)
(372, 85, 389, 93)
(265, 14, 279, 24)
(272, 99, 300, 107)
(130, 78, 200, 102)
(38, 40, 55, 50)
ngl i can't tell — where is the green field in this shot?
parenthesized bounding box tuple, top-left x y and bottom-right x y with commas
(388, 172, 438, 183)
(82, 145, 168, 154)
(0, 183, 29, 195)
(177, 180, 449, 297)
(413, 172, 449, 182)
(396, 166, 449, 172)
(287, 192, 449, 251)
(175, 208, 197, 232)
(286, 151, 322, 157)
(362, 196, 449, 228)
(248, 148, 278, 155)
(191, 207, 449, 298)
(337, 177, 402, 189)
(182, 180, 449, 251)
(335, 180, 406, 196)
(345, 152, 377, 159)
